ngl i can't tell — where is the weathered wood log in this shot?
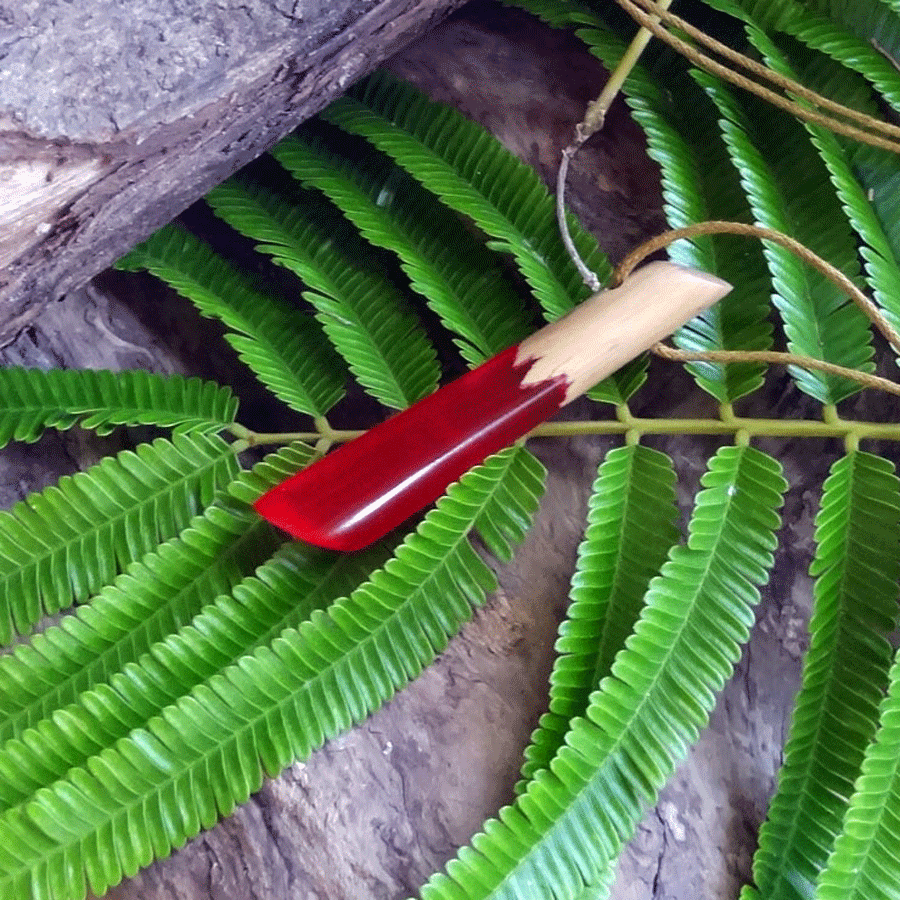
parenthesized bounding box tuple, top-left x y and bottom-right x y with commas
(0, 0, 468, 343)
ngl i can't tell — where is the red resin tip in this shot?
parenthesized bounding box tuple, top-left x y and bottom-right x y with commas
(254, 345, 568, 551)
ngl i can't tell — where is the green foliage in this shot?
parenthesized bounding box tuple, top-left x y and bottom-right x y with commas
(0, 433, 238, 644)
(118, 226, 345, 418)
(0, 447, 544, 900)
(419, 447, 787, 900)
(574, 19, 774, 402)
(321, 70, 646, 405)
(518, 444, 679, 787)
(0, 368, 236, 446)
(0, 2, 899, 897)
(271, 124, 534, 365)
(814, 650, 900, 900)
(206, 175, 440, 410)
(748, 452, 900, 899)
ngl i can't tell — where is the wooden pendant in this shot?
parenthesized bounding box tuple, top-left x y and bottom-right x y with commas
(254, 261, 731, 550)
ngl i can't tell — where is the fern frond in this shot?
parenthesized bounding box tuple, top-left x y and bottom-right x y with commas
(0, 369, 236, 446)
(749, 451, 900, 899)
(697, 71, 874, 403)
(323, 71, 610, 321)
(0, 433, 238, 645)
(116, 226, 345, 418)
(851, 144, 900, 337)
(0, 444, 313, 744)
(321, 71, 646, 405)
(207, 175, 439, 409)
(0, 537, 382, 814)
(498, 0, 601, 29)
(519, 444, 679, 787)
(271, 125, 534, 366)
(712, 1, 900, 368)
(802, 0, 900, 75)
(419, 446, 787, 900)
(772, 6, 900, 109)
(576, 22, 773, 402)
(0, 447, 545, 899)
(814, 648, 900, 900)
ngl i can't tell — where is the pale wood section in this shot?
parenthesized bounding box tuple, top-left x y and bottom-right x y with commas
(517, 261, 732, 403)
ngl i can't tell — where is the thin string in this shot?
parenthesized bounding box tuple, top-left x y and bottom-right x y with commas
(617, 0, 900, 154)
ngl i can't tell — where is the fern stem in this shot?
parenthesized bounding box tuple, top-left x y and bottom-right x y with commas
(239, 429, 363, 447)
(616, 0, 900, 154)
(227, 422, 253, 441)
(534, 414, 900, 442)
(556, 0, 674, 290)
(238, 415, 900, 448)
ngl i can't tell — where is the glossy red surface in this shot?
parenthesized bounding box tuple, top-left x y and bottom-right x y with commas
(254, 345, 568, 551)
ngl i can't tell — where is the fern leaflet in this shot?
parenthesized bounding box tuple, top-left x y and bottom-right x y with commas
(0, 444, 312, 744)
(748, 452, 900, 899)
(519, 444, 679, 787)
(697, 71, 874, 403)
(419, 446, 787, 900)
(814, 648, 900, 900)
(0, 448, 545, 899)
(207, 175, 439, 409)
(117, 226, 345, 418)
(0, 538, 383, 814)
(0, 368, 236, 446)
(576, 21, 773, 402)
(271, 124, 534, 366)
(0, 433, 238, 644)
(322, 71, 647, 405)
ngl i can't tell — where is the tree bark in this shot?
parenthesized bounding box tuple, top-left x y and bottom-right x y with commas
(0, 0, 468, 343)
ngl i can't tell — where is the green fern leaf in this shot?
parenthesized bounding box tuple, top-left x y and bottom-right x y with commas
(851, 144, 900, 336)
(697, 71, 874, 403)
(0, 433, 238, 645)
(711, 0, 900, 366)
(0, 537, 383, 814)
(321, 71, 646, 405)
(519, 444, 679, 787)
(814, 649, 900, 900)
(802, 0, 900, 72)
(418, 445, 787, 900)
(117, 226, 345, 418)
(498, 0, 601, 29)
(207, 175, 439, 409)
(576, 23, 773, 402)
(0, 447, 545, 899)
(764, 5, 900, 109)
(749, 451, 900, 899)
(0, 368, 236, 446)
(271, 125, 534, 366)
(0, 444, 312, 744)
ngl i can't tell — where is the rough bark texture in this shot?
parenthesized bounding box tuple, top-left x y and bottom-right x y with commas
(0, 2, 859, 898)
(0, 0, 468, 342)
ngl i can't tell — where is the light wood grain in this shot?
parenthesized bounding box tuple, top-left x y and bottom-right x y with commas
(517, 261, 731, 402)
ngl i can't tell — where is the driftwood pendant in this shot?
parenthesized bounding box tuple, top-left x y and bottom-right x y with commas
(254, 261, 731, 551)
